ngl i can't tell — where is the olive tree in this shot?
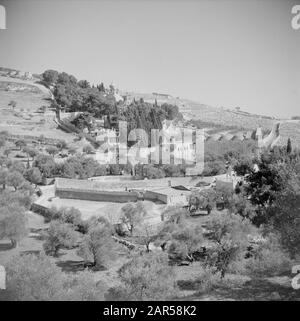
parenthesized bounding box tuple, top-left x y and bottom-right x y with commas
(6, 253, 107, 300)
(120, 201, 147, 235)
(204, 212, 256, 278)
(6, 171, 25, 191)
(77, 223, 118, 269)
(106, 252, 178, 301)
(43, 220, 79, 256)
(0, 204, 27, 248)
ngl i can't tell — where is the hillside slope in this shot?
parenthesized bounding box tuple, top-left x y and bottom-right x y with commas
(0, 70, 299, 148)
(0, 76, 75, 143)
(122, 91, 300, 147)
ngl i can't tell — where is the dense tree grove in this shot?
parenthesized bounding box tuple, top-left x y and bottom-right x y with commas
(5, 253, 107, 301)
(118, 101, 183, 142)
(232, 146, 300, 257)
(0, 167, 32, 248)
(1, 140, 299, 300)
(42, 69, 182, 139)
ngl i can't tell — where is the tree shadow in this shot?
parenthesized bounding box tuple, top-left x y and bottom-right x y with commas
(187, 277, 300, 301)
(20, 250, 41, 256)
(0, 243, 14, 251)
(56, 260, 106, 273)
(56, 260, 89, 273)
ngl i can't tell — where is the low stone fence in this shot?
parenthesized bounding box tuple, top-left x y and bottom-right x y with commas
(142, 190, 168, 204)
(30, 202, 52, 220)
(4, 134, 59, 146)
(88, 175, 133, 182)
(55, 187, 139, 203)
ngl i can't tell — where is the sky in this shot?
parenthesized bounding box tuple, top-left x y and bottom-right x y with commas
(0, 0, 299, 118)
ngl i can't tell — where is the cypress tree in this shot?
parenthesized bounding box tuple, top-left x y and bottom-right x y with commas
(287, 138, 292, 154)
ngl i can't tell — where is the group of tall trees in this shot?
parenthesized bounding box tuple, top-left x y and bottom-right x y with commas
(230, 144, 300, 257)
(42, 69, 183, 144)
(42, 69, 116, 117)
(0, 140, 36, 248)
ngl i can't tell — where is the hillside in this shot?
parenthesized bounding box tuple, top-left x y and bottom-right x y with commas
(0, 68, 299, 148)
(121, 91, 276, 129)
(0, 75, 75, 143)
(121, 91, 300, 147)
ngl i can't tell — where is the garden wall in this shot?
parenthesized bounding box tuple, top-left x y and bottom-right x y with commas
(143, 190, 169, 204)
(30, 202, 52, 220)
(55, 187, 139, 203)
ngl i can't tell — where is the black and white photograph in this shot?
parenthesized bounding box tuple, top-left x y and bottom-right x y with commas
(0, 0, 300, 304)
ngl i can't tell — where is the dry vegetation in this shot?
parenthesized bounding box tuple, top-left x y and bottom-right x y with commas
(0, 77, 75, 142)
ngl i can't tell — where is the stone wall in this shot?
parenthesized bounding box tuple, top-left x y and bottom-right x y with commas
(30, 203, 52, 220)
(143, 190, 168, 204)
(55, 187, 139, 203)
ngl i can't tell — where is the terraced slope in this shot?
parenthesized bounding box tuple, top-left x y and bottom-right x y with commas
(122, 91, 300, 147)
(0, 76, 75, 143)
(1, 73, 299, 148)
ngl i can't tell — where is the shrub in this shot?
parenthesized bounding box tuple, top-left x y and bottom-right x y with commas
(166, 224, 204, 262)
(161, 205, 189, 224)
(143, 165, 165, 179)
(46, 146, 59, 156)
(120, 201, 147, 235)
(162, 165, 183, 177)
(267, 182, 300, 257)
(82, 144, 93, 154)
(5, 253, 106, 300)
(68, 146, 77, 155)
(0, 190, 33, 209)
(202, 160, 225, 176)
(48, 206, 82, 229)
(77, 223, 118, 269)
(33, 154, 56, 177)
(106, 252, 178, 301)
(234, 157, 253, 176)
(0, 137, 6, 149)
(0, 203, 28, 248)
(23, 147, 38, 160)
(177, 265, 220, 293)
(244, 234, 292, 277)
(6, 171, 25, 191)
(188, 188, 217, 214)
(43, 221, 79, 256)
(204, 212, 257, 278)
(9, 161, 26, 174)
(26, 167, 42, 186)
(15, 139, 26, 150)
(56, 140, 67, 150)
(0, 168, 8, 189)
